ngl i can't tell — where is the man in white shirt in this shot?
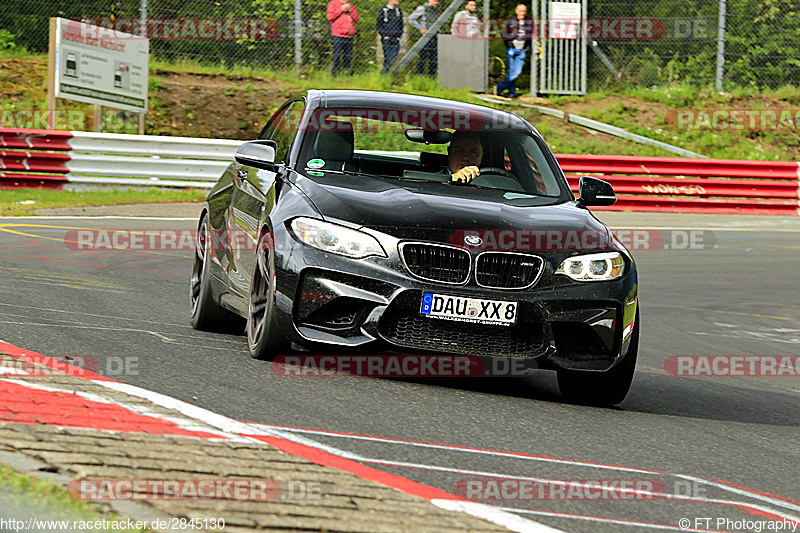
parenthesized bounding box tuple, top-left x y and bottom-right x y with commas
(451, 0, 481, 39)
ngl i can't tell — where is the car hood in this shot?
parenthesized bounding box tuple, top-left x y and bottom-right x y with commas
(294, 173, 610, 243)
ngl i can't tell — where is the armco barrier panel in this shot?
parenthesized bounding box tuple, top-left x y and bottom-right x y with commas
(2, 129, 798, 215)
(0, 128, 241, 189)
(560, 154, 800, 215)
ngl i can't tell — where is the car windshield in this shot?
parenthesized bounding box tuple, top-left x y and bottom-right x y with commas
(295, 108, 567, 198)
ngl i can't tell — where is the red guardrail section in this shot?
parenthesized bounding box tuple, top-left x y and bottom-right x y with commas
(555, 154, 800, 215)
(0, 128, 73, 188)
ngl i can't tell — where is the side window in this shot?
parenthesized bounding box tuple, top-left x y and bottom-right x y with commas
(257, 100, 305, 163)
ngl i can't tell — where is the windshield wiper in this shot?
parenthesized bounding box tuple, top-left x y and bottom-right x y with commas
(395, 176, 451, 184)
(304, 168, 497, 190)
(303, 168, 395, 180)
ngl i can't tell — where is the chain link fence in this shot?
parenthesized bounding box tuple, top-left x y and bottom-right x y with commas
(1, 0, 798, 90)
(587, 0, 800, 89)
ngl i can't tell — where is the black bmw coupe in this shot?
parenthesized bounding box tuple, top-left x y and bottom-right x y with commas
(190, 90, 639, 405)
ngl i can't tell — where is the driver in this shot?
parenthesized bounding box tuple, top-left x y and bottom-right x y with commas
(444, 131, 483, 183)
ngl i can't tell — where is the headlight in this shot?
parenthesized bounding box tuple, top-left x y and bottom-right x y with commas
(290, 217, 386, 259)
(555, 252, 625, 281)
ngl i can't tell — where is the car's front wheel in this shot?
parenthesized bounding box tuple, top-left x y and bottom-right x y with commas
(557, 309, 639, 406)
(247, 234, 289, 360)
(190, 214, 245, 332)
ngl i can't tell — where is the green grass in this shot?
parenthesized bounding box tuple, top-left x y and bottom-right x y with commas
(0, 48, 44, 59)
(149, 55, 480, 103)
(483, 81, 800, 160)
(0, 188, 206, 216)
(0, 464, 146, 531)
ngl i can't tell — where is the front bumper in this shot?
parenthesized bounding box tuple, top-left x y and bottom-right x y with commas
(272, 226, 638, 372)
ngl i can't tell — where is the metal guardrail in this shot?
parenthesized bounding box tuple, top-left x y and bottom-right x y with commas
(474, 94, 706, 159)
(560, 154, 800, 215)
(0, 129, 241, 189)
(1, 129, 798, 215)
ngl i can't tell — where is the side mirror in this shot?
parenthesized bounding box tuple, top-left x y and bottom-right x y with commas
(577, 176, 616, 207)
(235, 140, 278, 170)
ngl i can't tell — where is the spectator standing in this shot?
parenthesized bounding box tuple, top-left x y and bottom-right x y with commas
(451, 0, 481, 39)
(327, 0, 360, 77)
(496, 4, 532, 98)
(377, 0, 403, 74)
(408, 0, 440, 77)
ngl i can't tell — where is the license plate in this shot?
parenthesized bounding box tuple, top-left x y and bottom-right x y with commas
(420, 292, 518, 326)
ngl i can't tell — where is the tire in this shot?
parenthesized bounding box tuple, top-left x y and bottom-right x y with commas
(557, 309, 639, 406)
(246, 233, 289, 360)
(190, 214, 245, 332)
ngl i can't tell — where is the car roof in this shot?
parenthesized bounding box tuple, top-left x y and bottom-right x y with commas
(305, 89, 535, 133)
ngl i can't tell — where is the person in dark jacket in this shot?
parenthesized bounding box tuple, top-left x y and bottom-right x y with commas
(496, 4, 532, 98)
(408, 0, 439, 77)
(376, 0, 403, 74)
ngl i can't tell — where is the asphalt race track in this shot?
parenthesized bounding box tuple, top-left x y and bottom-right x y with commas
(1, 210, 799, 532)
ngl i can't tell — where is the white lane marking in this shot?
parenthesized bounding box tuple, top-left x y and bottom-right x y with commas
(0, 318, 246, 350)
(0, 303, 199, 329)
(0, 216, 197, 221)
(0, 310, 244, 346)
(672, 474, 800, 515)
(0, 379, 242, 441)
(5, 279, 127, 293)
(91, 380, 561, 532)
(96, 380, 274, 438)
(248, 423, 659, 474)
(0, 367, 29, 375)
(495, 507, 721, 532)
(254, 427, 800, 526)
(0, 320, 175, 342)
(693, 322, 800, 344)
(433, 500, 565, 533)
(249, 423, 800, 517)
(328, 456, 800, 522)
(10, 362, 800, 528)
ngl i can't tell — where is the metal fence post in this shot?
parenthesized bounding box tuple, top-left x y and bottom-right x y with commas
(529, 0, 537, 95)
(715, 0, 726, 91)
(391, 0, 464, 73)
(484, 0, 490, 93)
(295, 0, 302, 75)
(139, 0, 148, 134)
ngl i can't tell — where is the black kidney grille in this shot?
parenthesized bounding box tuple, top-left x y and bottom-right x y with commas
(400, 243, 471, 284)
(378, 292, 544, 357)
(476, 253, 543, 289)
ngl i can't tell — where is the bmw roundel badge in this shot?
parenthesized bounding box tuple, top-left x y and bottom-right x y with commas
(464, 234, 483, 246)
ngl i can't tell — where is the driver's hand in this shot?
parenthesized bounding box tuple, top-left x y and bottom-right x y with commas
(451, 166, 480, 183)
